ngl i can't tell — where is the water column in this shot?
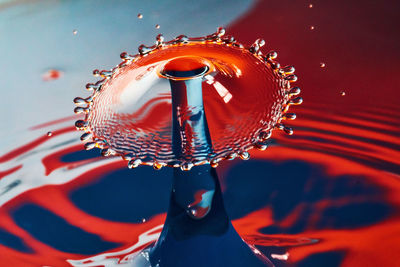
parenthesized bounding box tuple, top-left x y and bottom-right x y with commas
(146, 56, 272, 267)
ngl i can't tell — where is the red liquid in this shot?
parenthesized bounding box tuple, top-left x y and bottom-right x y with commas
(0, 0, 399, 266)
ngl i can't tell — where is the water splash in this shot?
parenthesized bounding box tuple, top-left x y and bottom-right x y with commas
(74, 27, 302, 170)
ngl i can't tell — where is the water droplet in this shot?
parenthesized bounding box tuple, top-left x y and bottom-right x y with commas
(155, 24, 160, 29)
(84, 142, 96, 150)
(73, 97, 87, 106)
(122, 153, 135, 161)
(137, 13, 143, 19)
(156, 34, 164, 46)
(210, 160, 219, 168)
(101, 148, 114, 157)
(72, 29, 78, 35)
(80, 132, 92, 141)
(341, 91, 346, 96)
(239, 151, 250, 160)
(276, 123, 293, 135)
(285, 74, 298, 82)
(217, 27, 226, 36)
(267, 59, 280, 69)
(175, 34, 189, 43)
(310, 26, 315, 30)
(99, 70, 112, 78)
(289, 96, 303, 105)
(309, 4, 313, 8)
(120, 52, 133, 61)
(280, 65, 295, 74)
(153, 162, 163, 170)
(92, 69, 100, 77)
(283, 113, 296, 120)
(42, 69, 63, 81)
(266, 51, 278, 60)
(75, 120, 88, 130)
(181, 162, 194, 171)
(74, 107, 89, 114)
(138, 44, 152, 55)
(128, 159, 142, 169)
(256, 142, 268, 151)
(320, 62, 326, 68)
(259, 131, 272, 141)
(227, 153, 237, 160)
(288, 87, 301, 96)
(46, 131, 52, 137)
(142, 218, 146, 223)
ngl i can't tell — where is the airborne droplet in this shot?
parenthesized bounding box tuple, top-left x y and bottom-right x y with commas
(46, 131, 52, 137)
(155, 24, 160, 29)
(137, 13, 143, 19)
(320, 62, 326, 68)
(42, 69, 63, 81)
(73, 29, 78, 35)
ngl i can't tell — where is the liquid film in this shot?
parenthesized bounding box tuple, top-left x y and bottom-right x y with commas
(77, 29, 299, 169)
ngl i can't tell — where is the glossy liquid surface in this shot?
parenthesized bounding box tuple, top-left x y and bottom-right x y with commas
(87, 41, 288, 165)
(1, 0, 399, 266)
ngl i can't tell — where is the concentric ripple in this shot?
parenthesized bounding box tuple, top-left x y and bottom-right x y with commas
(74, 28, 302, 169)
